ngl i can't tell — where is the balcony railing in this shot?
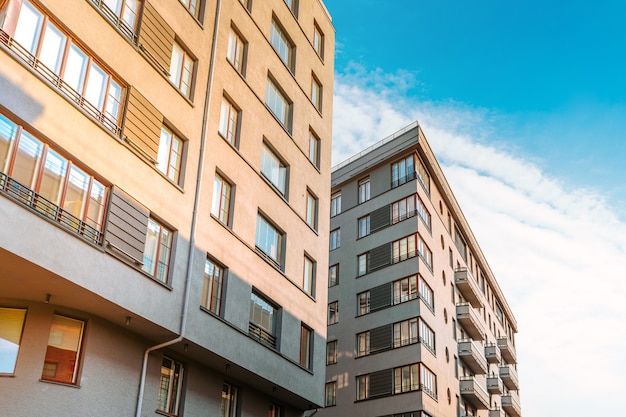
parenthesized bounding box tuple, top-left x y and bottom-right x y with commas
(456, 303, 485, 341)
(485, 342, 502, 364)
(454, 267, 483, 308)
(486, 374, 503, 394)
(497, 336, 517, 364)
(501, 392, 522, 417)
(87, 0, 138, 42)
(0, 172, 103, 245)
(458, 339, 488, 374)
(489, 408, 506, 417)
(499, 364, 520, 390)
(248, 322, 277, 349)
(459, 376, 489, 410)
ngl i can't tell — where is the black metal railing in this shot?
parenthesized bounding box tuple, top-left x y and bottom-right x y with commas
(391, 170, 417, 188)
(88, 0, 138, 43)
(248, 322, 277, 349)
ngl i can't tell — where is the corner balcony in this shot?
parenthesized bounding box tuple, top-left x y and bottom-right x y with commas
(459, 376, 489, 410)
(486, 374, 503, 394)
(497, 336, 517, 364)
(499, 364, 520, 390)
(456, 303, 485, 341)
(454, 267, 483, 308)
(484, 342, 501, 363)
(458, 339, 488, 374)
(501, 392, 522, 417)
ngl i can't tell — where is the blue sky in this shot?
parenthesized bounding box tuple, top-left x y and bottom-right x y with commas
(324, 1, 626, 416)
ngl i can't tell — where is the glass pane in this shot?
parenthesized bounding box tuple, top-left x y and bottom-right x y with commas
(168, 136, 182, 183)
(122, 0, 139, 29)
(169, 43, 183, 87)
(103, 0, 122, 15)
(181, 57, 192, 96)
(86, 180, 106, 231)
(156, 228, 172, 283)
(39, 22, 67, 75)
(12, 131, 43, 188)
(84, 62, 108, 110)
(0, 114, 18, 172)
(13, 0, 44, 55)
(38, 149, 68, 205)
(105, 80, 123, 124)
(157, 128, 172, 177)
(42, 315, 84, 384)
(0, 308, 27, 374)
(63, 43, 88, 94)
(63, 165, 89, 219)
(142, 219, 159, 276)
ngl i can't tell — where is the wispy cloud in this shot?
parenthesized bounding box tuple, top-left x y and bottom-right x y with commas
(332, 64, 626, 416)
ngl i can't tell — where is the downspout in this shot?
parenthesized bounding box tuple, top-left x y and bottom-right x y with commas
(134, 1, 223, 415)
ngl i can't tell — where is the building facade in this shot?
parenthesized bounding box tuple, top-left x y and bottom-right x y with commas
(320, 123, 521, 417)
(0, 0, 333, 415)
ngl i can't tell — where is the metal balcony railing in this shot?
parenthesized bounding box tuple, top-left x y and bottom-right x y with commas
(248, 322, 277, 349)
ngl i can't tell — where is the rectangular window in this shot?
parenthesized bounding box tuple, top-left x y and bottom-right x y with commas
(418, 235, 432, 268)
(303, 255, 315, 296)
(392, 194, 415, 224)
(179, 0, 201, 19)
(495, 301, 504, 324)
(249, 292, 278, 348)
(270, 18, 294, 71)
(357, 291, 370, 316)
(221, 383, 238, 417)
(202, 257, 224, 315)
(391, 154, 416, 188)
(419, 318, 435, 352)
(158, 357, 184, 415)
(41, 314, 84, 385)
(325, 382, 336, 406)
(265, 78, 292, 131)
(308, 130, 320, 168)
(238, 0, 250, 11)
(416, 195, 431, 230)
(420, 364, 437, 398)
(157, 126, 184, 184)
(357, 331, 370, 357)
(393, 275, 418, 304)
(227, 28, 246, 75)
(330, 191, 341, 216)
(358, 177, 370, 203)
(0, 307, 27, 374)
(313, 22, 324, 58)
(329, 228, 340, 250)
(328, 264, 339, 287)
(306, 191, 318, 229)
(357, 253, 368, 276)
(142, 218, 173, 283)
(299, 324, 312, 369)
(255, 214, 283, 268)
(392, 234, 417, 263)
(284, 0, 297, 16)
(454, 227, 467, 261)
(169, 41, 194, 98)
(268, 403, 281, 417)
(311, 75, 322, 112)
(326, 340, 337, 365)
(393, 318, 418, 348)
(418, 276, 434, 310)
(260, 143, 288, 196)
(358, 215, 370, 238)
(415, 154, 430, 193)
(211, 173, 232, 226)
(327, 301, 338, 325)
(95, 0, 140, 36)
(218, 97, 240, 146)
(393, 364, 419, 394)
(356, 374, 369, 400)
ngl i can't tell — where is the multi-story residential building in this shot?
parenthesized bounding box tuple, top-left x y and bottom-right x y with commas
(0, 0, 333, 415)
(320, 123, 521, 417)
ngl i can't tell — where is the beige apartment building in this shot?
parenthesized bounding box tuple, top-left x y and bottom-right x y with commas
(0, 0, 334, 415)
(320, 123, 521, 417)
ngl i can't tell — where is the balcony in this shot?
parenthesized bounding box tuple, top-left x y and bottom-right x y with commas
(454, 267, 483, 308)
(499, 365, 520, 390)
(501, 392, 522, 417)
(486, 374, 503, 394)
(497, 336, 517, 364)
(458, 339, 488, 374)
(459, 376, 489, 410)
(456, 303, 485, 341)
(489, 408, 506, 417)
(485, 342, 501, 364)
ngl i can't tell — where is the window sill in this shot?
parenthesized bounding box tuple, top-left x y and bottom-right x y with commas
(39, 379, 81, 389)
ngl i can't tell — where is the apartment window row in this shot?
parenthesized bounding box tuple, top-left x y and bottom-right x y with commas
(392, 194, 431, 230)
(356, 363, 437, 401)
(355, 275, 434, 317)
(356, 317, 435, 357)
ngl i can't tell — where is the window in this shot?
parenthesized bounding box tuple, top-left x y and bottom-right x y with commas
(330, 192, 341, 216)
(418, 276, 434, 310)
(308, 130, 320, 168)
(227, 28, 246, 74)
(255, 214, 284, 268)
(211, 173, 232, 226)
(454, 227, 467, 261)
(284, 0, 298, 15)
(179, 0, 201, 19)
(1, 1, 124, 130)
(311, 75, 322, 111)
(495, 301, 504, 324)
(303, 255, 315, 296)
(357, 291, 370, 316)
(393, 275, 418, 304)
(358, 177, 370, 203)
(393, 318, 418, 348)
(265, 78, 292, 131)
(357, 332, 370, 357)
(218, 97, 240, 146)
(416, 195, 431, 229)
(157, 126, 184, 184)
(41, 314, 85, 385)
(202, 257, 224, 315)
(328, 264, 339, 287)
(326, 340, 337, 365)
(0, 307, 27, 374)
(393, 364, 419, 394)
(420, 364, 437, 398)
(221, 383, 238, 417)
(392, 195, 416, 224)
(392, 234, 417, 263)
(306, 191, 318, 229)
(270, 18, 294, 70)
(358, 215, 370, 238)
(415, 155, 430, 193)
(356, 374, 369, 400)
(158, 357, 184, 415)
(357, 253, 368, 276)
(299, 324, 312, 369)
(418, 235, 432, 268)
(329, 228, 340, 250)
(419, 319, 436, 352)
(238, 0, 250, 11)
(169, 41, 194, 98)
(249, 292, 278, 348)
(327, 301, 338, 325)
(313, 22, 324, 58)
(268, 403, 282, 417)
(261, 143, 288, 195)
(100, 0, 140, 34)
(142, 218, 173, 283)
(391, 154, 416, 187)
(325, 382, 337, 406)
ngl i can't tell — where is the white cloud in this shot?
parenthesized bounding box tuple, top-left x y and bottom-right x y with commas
(332, 65, 626, 417)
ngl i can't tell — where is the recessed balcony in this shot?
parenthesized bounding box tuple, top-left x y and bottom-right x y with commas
(484, 342, 501, 364)
(454, 267, 483, 308)
(502, 392, 522, 417)
(499, 364, 520, 390)
(456, 303, 485, 341)
(486, 374, 503, 394)
(459, 376, 489, 410)
(458, 339, 488, 374)
(497, 336, 517, 364)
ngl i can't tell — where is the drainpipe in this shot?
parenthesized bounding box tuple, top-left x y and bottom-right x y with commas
(134, 1, 223, 415)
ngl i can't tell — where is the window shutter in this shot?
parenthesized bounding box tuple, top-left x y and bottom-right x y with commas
(370, 323, 392, 353)
(370, 283, 391, 311)
(137, 1, 175, 74)
(369, 242, 391, 271)
(122, 86, 163, 163)
(369, 369, 392, 398)
(370, 204, 390, 233)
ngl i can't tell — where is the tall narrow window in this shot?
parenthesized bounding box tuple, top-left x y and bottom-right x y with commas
(308, 131, 320, 168)
(392, 234, 417, 263)
(284, 0, 298, 16)
(303, 255, 315, 296)
(255, 214, 283, 268)
(393, 318, 418, 348)
(329, 228, 340, 250)
(299, 324, 312, 369)
(270, 18, 294, 70)
(330, 191, 341, 216)
(227, 28, 246, 75)
(313, 22, 324, 58)
(218, 97, 240, 146)
(202, 258, 224, 315)
(356, 375, 369, 400)
(358, 215, 370, 238)
(221, 383, 238, 417)
(102, 0, 140, 32)
(260, 143, 288, 195)
(357, 331, 370, 357)
(311, 75, 322, 112)
(268, 403, 282, 417)
(358, 177, 370, 203)
(391, 154, 416, 187)
(41, 314, 85, 385)
(327, 301, 338, 325)
(306, 191, 318, 229)
(393, 275, 418, 304)
(357, 291, 370, 316)
(158, 357, 184, 415)
(418, 235, 433, 268)
(357, 253, 368, 276)
(393, 364, 419, 394)
(169, 41, 194, 98)
(0, 307, 27, 374)
(211, 173, 232, 226)
(142, 218, 173, 283)
(178, 0, 201, 19)
(157, 126, 184, 184)
(328, 264, 339, 287)
(249, 292, 278, 348)
(325, 382, 337, 406)
(265, 79, 292, 131)
(326, 340, 337, 365)
(392, 194, 416, 224)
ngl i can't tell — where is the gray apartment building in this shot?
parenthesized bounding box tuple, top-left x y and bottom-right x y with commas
(320, 123, 521, 417)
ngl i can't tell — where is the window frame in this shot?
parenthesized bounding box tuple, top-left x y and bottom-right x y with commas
(265, 77, 293, 132)
(249, 291, 279, 348)
(308, 130, 320, 168)
(327, 301, 338, 325)
(178, 0, 202, 20)
(325, 381, 337, 406)
(255, 213, 285, 269)
(305, 190, 318, 230)
(218, 96, 241, 147)
(329, 228, 340, 250)
(142, 217, 174, 284)
(357, 253, 368, 276)
(157, 356, 185, 415)
(270, 17, 295, 71)
(260, 142, 289, 197)
(311, 73, 322, 112)
(41, 314, 85, 385)
(356, 374, 369, 400)
(358, 177, 370, 204)
(328, 264, 339, 287)
(226, 26, 247, 75)
(157, 125, 184, 185)
(299, 324, 312, 369)
(221, 382, 239, 417)
(303, 255, 315, 296)
(201, 256, 225, 316)
(211, 172, 233, 227)
(313, 21, 324, 59)
(357, 215, 370, 238)
(169, 40, 195, 99)
(0, 307, 27, 375)
(357, 291, 370, 316)
(326, 340, 337, 365)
